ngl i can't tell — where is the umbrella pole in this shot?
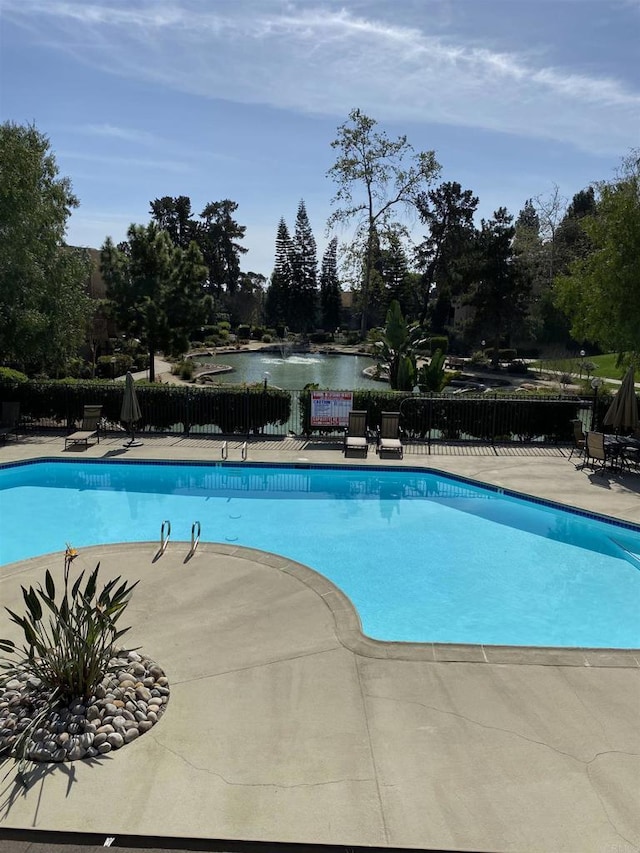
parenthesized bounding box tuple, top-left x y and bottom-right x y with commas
(124, 422, 143, 448)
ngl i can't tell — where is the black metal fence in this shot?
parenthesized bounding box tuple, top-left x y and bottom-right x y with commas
(0, 377, 603, 445)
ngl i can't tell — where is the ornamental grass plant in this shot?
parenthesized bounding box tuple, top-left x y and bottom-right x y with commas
(0, 546, 138, 702)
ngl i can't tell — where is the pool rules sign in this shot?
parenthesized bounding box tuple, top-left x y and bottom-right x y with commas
(310, 391, 354, 427)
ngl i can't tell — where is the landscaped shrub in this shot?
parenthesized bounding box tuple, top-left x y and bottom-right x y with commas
(236, 325, 251, 340)
(507, 360, 530, 374)
(96, 354, 133, 379)
(309, 331, 332, 344)
(0, 367, 29, 389)
(427, 335, 448, 355)
(172, 360, 195, 381)
(261, 334, 272, 343)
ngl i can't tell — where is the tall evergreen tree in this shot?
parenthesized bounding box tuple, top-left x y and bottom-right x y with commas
(464, 208, 531, 365)
(289, 200, 318, 332)
(101, 223, 208, 381)
(149, 196, 247, 299)
(414, 181, 478, 327)
(320, 237, 342, 331)
(265, 218, 293, 329)
(149, 196, 196, 248)
(199, 199, 247, 296)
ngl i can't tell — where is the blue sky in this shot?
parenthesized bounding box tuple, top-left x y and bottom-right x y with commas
(1, 0, 638, 278)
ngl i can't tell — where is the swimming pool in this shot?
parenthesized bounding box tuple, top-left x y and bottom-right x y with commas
(1, 459, 639, 649)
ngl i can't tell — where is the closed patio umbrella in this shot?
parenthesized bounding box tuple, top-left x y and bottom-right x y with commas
(603, 366, 639, 433)
(121, 371, 143, 447)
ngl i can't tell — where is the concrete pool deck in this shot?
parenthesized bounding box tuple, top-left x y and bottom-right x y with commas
(0, 434, 639, 852)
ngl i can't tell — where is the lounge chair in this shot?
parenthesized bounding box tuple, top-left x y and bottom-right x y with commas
(65, 404, 103, 450)
(343, 410, 368, 456)
(0, 402, 20, 443)
(568, 418, 586, 464)
(376, 411, 403, 458)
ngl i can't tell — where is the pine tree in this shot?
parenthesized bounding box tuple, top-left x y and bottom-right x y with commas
(320, 236, 342, 331)
(265, 218, 293, 329)
(290, 200, 318, 332)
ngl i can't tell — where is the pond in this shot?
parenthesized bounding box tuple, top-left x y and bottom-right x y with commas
(193, 351, 382, 390)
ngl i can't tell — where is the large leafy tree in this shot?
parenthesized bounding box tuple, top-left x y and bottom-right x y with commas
(0, 122, 92, 375)
(413, 181, 478, 327)
(289, 200, 318, 332)
(554, 154, 640, 362)
(327, 108, 440, 337)
(320, 236, 342, 331)
(101, 223, 208, 381)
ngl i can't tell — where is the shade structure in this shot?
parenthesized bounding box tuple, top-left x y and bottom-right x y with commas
(120, 371, 143, 446)
(603, 366, 639, 433)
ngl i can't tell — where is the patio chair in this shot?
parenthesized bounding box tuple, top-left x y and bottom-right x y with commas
(343, 410, 368, 456)
(0, 402, 20, 443)
(580, 431, 614, 475)
(568, 418, 586, 464)
(376, 411, 403, 458)
(64, 404, 103, 450)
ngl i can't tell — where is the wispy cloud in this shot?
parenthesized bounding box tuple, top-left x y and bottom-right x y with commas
(61, 150, 191, 173)
(81, 123, 160, 145)
(4, 0, 639, 155)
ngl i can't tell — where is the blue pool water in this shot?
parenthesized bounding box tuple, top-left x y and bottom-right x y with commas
(1, 460, 639, 649)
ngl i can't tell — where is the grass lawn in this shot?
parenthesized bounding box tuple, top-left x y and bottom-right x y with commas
(586, 353, 629, 380)
(535, 352, 628, 383)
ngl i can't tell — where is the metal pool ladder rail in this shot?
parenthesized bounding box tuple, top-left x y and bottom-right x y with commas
(159, 519, 171, 555)
(188, 520, 201, 558)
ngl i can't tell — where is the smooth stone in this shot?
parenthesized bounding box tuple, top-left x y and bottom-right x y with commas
(104, 703, 118, 716)
(96, 724, 114, 735)
(112, 716, 126, 730)
(94, 684, 107, 699)
(67, 745, 86, 761)
(93, 733, 108, 747)
(124, 727, 139, 743)
(131, 662, 146, 677)
(138, 720, 153, 732)
(5, 680, 22, 691)
(86, 705, 100, 721)
(135, 686, 151, 702)
(97, 742, 112, 754)
(107, 732, 124, 749)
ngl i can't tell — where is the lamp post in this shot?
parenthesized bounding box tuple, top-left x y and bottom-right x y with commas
(579, 349, 586, 379)
(591, 377, 603, 431)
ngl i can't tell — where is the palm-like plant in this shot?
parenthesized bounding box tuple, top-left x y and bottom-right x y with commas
(372, 300, 426, 391)
(416, 348, 448, 392)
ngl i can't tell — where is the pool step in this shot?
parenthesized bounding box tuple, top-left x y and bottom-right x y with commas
(609, 537, 640, 571)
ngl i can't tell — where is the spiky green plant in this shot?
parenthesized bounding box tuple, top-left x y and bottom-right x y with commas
(0, 547, 138, 702)
(416, 348, 448, 392)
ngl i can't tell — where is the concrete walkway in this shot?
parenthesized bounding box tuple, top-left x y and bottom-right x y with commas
(0, 436, 639, 851)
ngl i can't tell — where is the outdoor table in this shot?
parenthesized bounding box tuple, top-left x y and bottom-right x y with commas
(604, 435, 640, 470)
